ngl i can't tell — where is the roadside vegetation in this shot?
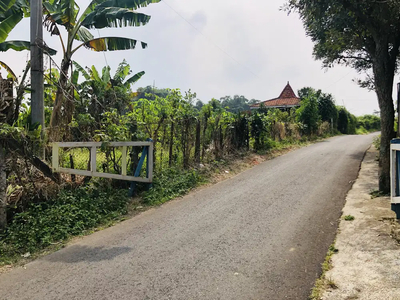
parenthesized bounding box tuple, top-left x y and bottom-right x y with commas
(309, 244, 339, 300)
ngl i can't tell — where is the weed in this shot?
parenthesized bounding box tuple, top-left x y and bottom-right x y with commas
(326, 277, 338, 289)
(309, 243, 339, 300)
(0, 186, 130, 265)
(372, 135, 380, 151)
(344, 215, 355, 221)
(370, 189, 387, 199)
(142, 168, 205, 206)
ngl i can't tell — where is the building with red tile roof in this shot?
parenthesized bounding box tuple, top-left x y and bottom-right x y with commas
(251, 82, 301, 111)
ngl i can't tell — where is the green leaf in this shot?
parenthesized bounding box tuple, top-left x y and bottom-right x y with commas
(43, 0, 79, 29)
(0, 0, 16, 15)
(90, 65, 100, 81)
(0, 40, 57, 55)
(83, 37, 146, 52)
(75, 26, 94, 42)
(81, 7, 151, 29)
(80, 0, 160, 23)
(124, 71, 145, 88)
(71, 69, 79, 85)
(0, 60, 17, 80)
(101, 66, 110, 83)
(0, 10, 23, 42)
(0, 0, 26, 43)
(72, 61, 90, 80)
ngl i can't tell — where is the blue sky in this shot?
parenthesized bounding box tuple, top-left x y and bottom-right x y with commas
(1, 0, 392, 115)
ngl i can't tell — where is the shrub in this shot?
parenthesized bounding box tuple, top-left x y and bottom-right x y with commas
(142, 168, 203, 205)
(0, 186, 129, 258)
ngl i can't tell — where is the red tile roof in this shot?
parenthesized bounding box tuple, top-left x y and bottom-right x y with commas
(251, 82, 301, 109)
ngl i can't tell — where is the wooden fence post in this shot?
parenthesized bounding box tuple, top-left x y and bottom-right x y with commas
(195, 119, 201, 164)
(90, 146, 97, 173)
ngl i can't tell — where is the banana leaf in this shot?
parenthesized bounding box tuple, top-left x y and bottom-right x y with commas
(82, 37, 146, 52)
(0, 40, 57, 55)
(82, 7, 150, 29)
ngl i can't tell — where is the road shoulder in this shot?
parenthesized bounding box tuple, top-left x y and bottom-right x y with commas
(320, 146, 400, 300)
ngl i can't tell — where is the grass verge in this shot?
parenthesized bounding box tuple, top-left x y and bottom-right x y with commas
(309, 243, 339, 300)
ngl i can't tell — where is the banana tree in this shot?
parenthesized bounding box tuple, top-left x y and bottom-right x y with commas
(42, 0, 160, 140)
(73, 59, 145, 123)
(1, 0, 160, 140)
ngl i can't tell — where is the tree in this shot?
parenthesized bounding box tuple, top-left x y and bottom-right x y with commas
(286, 0, 400, 192)
(134, 86, 171, 100)
(337, 107, 349, 134)
(358, 115, 381, 132)
(71, 60, 144, 140)
(220, 95, 251, 113)
(318, 93, 337, 127)
(296, 94, 319, 135)
(194, 100, 204, 111)
(298, 87, 338, 129)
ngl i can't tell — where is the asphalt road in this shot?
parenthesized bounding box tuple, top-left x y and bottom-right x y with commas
(0, 134, 377, 300)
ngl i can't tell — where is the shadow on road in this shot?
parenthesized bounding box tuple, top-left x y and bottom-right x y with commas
(348, 151, 368, 161)
(43, 245, 133, 263)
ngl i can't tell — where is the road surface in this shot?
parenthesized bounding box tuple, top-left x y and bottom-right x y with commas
(0, 134, 377, 300)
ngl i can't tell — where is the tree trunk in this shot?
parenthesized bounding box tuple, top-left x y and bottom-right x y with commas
(372, 48, 396, 193)
(0, 143, 7, 230)
(49, 58, 71, 141)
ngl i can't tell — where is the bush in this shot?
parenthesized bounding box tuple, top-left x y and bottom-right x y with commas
(357, 115, 380, 132)
(0, 186, 130, 259)
(373, 134, 381, 151)
(142, 168, 204, 205)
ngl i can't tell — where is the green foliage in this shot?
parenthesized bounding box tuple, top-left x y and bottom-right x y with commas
(219, 95, 259, 113)
(337, 107, 357, 134)
(298, 87, 337, 130)
(357, 115, 380, 132)
(134, 85, 171, 100)
(318, 94, 337, 126)
(142, 168, 203, 205)
(343, 215, 355, 221)
(0, 0, 29, 43)
(71, 60, 144, 141)
(337, 107, 349, 134)
(373, 135, 381, 151)
(0, 186, 130, 260)
(296, 94, 319, 135)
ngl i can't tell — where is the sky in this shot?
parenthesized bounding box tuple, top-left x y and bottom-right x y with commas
(1, 0, 396, 116)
